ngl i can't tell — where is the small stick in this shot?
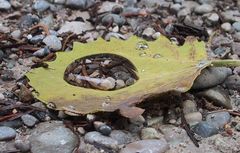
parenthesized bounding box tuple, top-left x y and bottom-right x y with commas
(180, 110, 199, 147)
(29, 23, 50, 36)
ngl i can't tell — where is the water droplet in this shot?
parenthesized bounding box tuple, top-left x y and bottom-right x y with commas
(136, 41, 149, 50)
(153, 53, 162, 58)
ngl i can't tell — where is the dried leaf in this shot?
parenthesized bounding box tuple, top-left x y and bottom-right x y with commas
(26, 36, 210, 117)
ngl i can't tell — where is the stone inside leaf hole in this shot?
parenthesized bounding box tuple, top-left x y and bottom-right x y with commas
(64, 53, 139, 91)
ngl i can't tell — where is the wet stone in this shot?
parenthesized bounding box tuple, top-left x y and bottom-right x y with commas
(120, 139, 170, 153)
(84, 131, 119, 150)
(98, 124, 112, 136)
(65, 0, 86, 9)
(29, 35, 45, 44)
(0, 126, 16, 141)
(33, 47, 50, 57)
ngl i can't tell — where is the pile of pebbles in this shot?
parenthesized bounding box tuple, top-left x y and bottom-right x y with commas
(64, 54, 138, 90)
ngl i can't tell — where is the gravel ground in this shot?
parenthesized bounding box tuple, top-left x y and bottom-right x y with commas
(1, 0, 240, 153)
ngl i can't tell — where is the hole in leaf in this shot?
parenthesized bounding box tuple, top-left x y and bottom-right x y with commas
(64, 53, 139, 91)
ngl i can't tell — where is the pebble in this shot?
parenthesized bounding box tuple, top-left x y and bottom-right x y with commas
(43, 35, 62, 51)
(182, 100, 197, 114)
(33, 47, 50, 57)
(98, 124, 112, 136)
(54, 0, 66, 4)
(206, 112, 231, 129)
(0, 50, 4, 62)
(221, 23, 232, 32)
(65, 0, 86, 9)
(120, 139, 170, 153)
(193, 121, 218, 137)
(152, 32, 161, 39)
(102, 14, 126, 26)
(233, 32, 240, 41)
(0, 24, 10, 33)
(11, 30, 21, 39)
(33, 0, 50, 12)
(129, 115, 145, 125)
(207, 13, 219, 24)
(142, 27, 155, 38)
(235, 123, 240, 131)
(21, 114, 39, 127)
(30, 35, 45, 44)
(211, 35, 232, 49)
(113, 71, 130, 81)
(199, 86, 232, 109)
(141, 127, 163, 140)
(170, 4, 182, 13)
(126, 77, 135, 86)
(232, 42, 240, 56)
(40, 14, 54, 28)
(0, 119, 23, 128)
(0, 126, 16, 141)
(110, 130, 133, 145)
(177, 8, 190, 18)
(0, 0, 11, 10)
(58, 21, 93, 35)
(232, 21, 240, 32)
(18, 84, 34, 103)
(184, 112, 202, 126)
(19, 14, 39, 29)
(192, 67, 232, 90)
(116, 79, 125, 89)
(194, 4, 213, 14)
(14, 140, 31, 152)
(84, 131, 119, 150)
(30, 121, 78, 153)
(213, 47, 230, 57)
(224, 75, 240, 90)
(160, 125, 189, 145)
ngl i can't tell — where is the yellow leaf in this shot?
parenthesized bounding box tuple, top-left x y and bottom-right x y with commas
(26, 36, 210, 117)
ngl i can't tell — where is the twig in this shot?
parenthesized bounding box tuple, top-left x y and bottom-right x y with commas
(29, 23, 50, 36)
(180, 110, 199, 147)
(62, 33, 76, 50)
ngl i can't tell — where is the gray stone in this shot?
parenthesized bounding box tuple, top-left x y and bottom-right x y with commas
(207, 13, 219, 24)
(65, 0, 86, 9)
(170, 3, 182, 13)
(197, 86, 232, 109)
(0, 24, 10, 33)
(0, 50, 4, 62)
(110, 130, 133, 145)
(233, 32, 240, 41)
(129, 115, 145, 125)
(141, 128, 163, 140)
(58, 21, 93, 35)
(192, 67, 232, 90)
(235, 123, 240, 131)
(174, 0, 184, 4)
(142, 27, 155, 38)
(30, 35, 45, 44)
(30, 121, 78, 153)
(19, 14, 39, 29)
(0, 0, 11, 10)
(0, 126, 16, 141)
(126, 77, 135, 86)
(224, 75, 240, 90)
(232, 42, 240, 56)
(43, 35, 62, 51)
(0, 120, 23, 129)
(206, 112, 231, 129)
(15, 140, 31, 152)
(184, 112, 202, 126)
(116, 79, 125, 89)
(120, 139, 170, 153)
(233, 22, 240, 32)
(193, 121, 218, 137)
(177, 8, 190, 18)
(211, 35, 232, 49)
(182, 100, 197, 114)
(98, 125, 112, 136)
(54, 0, 66, 4)
(33, 0, 50, 12)
(11, 30, 21, 39)
(160, 125, 189, 144)
(152, 32, 161, 39)
(21, 114, 39, 127)
(102, 14, 126, 26)
(195, 4, 213, 14)
(221, 23, 232, 32)
(40, 15, 54, 28)
(33, 47, 50, 57)
(113, 71, 131, 81)
(221, 11, 240, 22)
(84, 131, 118, 150)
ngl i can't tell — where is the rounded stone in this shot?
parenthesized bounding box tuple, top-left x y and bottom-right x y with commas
(221, 23, 232, 32)
(0, 0, 11, 10)
(141, 128, 163, 140)
(0, 126, 16, 141)
(43, 35, 62, 51)
(15, 140, 31, 152)
(193, 121, 218, 138)
(98, 125, 112, 136)
(195, 4, 213, 14)
(21, 114, 39, 127)
(232, 22, 240, 32)
(33, 0, 50, 12)
(184, 112, 202, 126)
